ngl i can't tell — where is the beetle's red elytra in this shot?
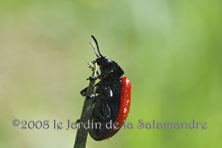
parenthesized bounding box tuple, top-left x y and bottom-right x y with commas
(116, 76, 131, 127)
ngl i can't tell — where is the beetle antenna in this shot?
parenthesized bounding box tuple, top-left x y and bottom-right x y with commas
(90, 41, 99, 57)
(91, 35, 103, 57)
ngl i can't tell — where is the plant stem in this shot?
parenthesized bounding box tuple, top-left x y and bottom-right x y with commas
(74, 64, 97, 148)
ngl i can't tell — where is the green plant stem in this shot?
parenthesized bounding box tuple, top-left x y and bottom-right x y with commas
(74, 65, 97, 148)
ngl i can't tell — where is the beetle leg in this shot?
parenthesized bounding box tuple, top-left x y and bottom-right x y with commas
(75, 119, 81, 123)
(88, 93, 99, 99)
(80, 88, 99, 98)
(102, 102, 111, 119)
(90, 86, 113, 120)
(80, 84, 99, 98)
(80, 87, 88, 96)
(81, 93, 99, 99)
(87, 76, 98, 81)
(92, 101, 111, 121)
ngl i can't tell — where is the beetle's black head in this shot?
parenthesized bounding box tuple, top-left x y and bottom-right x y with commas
(90, 35, 124, 80)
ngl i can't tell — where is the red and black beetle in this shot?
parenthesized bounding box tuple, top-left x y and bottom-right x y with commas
(80, 35, 131, 141)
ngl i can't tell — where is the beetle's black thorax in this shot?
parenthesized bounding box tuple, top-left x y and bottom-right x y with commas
(97, 57, 124, 81)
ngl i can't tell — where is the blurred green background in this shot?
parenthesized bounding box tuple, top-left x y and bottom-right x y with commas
(0, 0, 221, 147)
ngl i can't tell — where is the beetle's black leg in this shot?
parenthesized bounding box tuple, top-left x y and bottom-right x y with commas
(80, 83, 100, 97)
(86, 93, 99, 99)
(87, 76, 98, 81)
(102, 102, 111, 119)
(75, 119, 81, 123)
(81, 90, 99, 99)
(92, 101, 112, 121)
(90, 86, 113, 120)
(80, 87, 88, 96)
(96, 70, 99, 76)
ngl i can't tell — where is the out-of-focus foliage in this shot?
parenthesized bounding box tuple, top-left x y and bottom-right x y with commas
(0, 0, 221, 148)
